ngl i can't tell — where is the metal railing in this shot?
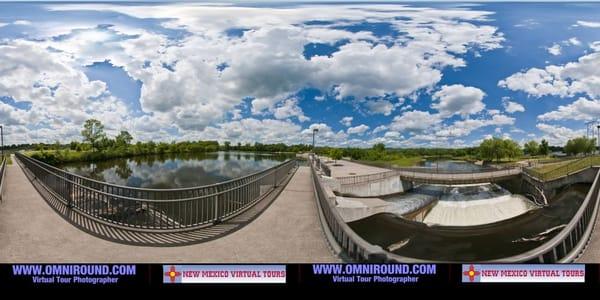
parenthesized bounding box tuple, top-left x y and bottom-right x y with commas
(523, 156, 600, 181)
(16, 152, 297, 232)
(350, 159, 513, 174)
(335, 167, 522, 186)
(490, 167, 600, 263)
(312, 156, 331, 177)
(0, 156, 6, 202)
(309, 154, 426, 262)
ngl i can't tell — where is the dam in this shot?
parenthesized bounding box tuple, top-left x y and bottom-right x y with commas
(313, 157, 600, 262)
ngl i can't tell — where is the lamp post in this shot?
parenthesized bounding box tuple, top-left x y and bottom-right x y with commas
(0, 125, 3, 159)
(596, 125, 600, 155)
(312, 128, 318, 153)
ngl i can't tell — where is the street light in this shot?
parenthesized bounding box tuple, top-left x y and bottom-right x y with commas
(0, 125, 3, 159)
(596, 125, 599, 154)
(312, 128, 319, 153)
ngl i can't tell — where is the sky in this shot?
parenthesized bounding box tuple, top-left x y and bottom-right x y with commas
(1, 2, 600, 148)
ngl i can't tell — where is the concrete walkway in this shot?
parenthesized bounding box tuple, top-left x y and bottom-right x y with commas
(576, 210, 600, 263)
(327, 159, 389, 178)
(0, 162, 338, 263)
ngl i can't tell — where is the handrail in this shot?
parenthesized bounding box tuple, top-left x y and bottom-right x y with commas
(15, 152, 297, 232)
(308, 154, 427, 263)
(335, 167, 522, 186)
(523, 156, 600, 181)
(0, 156, 6, 202)
(311, 153, 600, 263)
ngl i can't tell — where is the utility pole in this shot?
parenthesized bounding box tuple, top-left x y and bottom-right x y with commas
(312, 128, 318, 153)
(596, 124, 600, 155)
(0, 125, 3, 159)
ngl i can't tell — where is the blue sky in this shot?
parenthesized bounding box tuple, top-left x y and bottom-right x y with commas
(1, 2, 600, 147)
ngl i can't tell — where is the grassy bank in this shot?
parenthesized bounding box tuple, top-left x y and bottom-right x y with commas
(528, 156, 600, 180)
(353, 156, 423, 168)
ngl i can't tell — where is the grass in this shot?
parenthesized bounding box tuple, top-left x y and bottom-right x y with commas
(527, 156, 600, 181)
(531, 159, 576, 174)
(353, 156, 423, 168)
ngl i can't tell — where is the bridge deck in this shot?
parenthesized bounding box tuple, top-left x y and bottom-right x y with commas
(576, 207, 600, 263)
(0, 161, 338, 263)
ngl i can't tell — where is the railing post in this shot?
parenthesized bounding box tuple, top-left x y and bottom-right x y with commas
(213, 185, 221, 224)
(67, 173, 73, 208)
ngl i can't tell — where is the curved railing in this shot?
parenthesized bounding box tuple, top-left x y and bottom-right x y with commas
(0, 156, 6, 202)
(311, 155, 600, 263)
(16, 152, 297, 232)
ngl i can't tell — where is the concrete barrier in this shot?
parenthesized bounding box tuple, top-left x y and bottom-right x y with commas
(336, 175, 413, 197)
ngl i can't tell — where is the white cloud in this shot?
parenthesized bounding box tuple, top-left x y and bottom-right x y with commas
(547, 44, 561, 56)
(372, 125, 388, 134)
(514, 19, 539, 29)
(590, 41, 600, 52)
(434, 114, 515, 138)
(431, 84, 486, 117)
(340, 116, 353, 127)
(390, 110, 441, 133)
(576, 21, 600, 28)
(363, 99, 395, 116)
(271, 97, 309, 122)
(502, 98, 525, 113)
(565, 37, 582, 46)
(13, 20, 31, 26)
(537, 123, 585, 146)
(1, 3, 507, 145)
(499, 51, 600, 99)
(538, 97, 600, 121)
(347, 124, 369, 135)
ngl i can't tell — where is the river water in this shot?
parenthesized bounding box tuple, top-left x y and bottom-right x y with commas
(58, 151, 292, 188)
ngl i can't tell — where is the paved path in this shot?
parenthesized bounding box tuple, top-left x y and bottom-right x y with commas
(576, 210, 600, 263)
(326, 159, 389, 178)
(0, 161, 338, 263)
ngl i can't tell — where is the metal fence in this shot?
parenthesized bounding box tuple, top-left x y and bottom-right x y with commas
(523, 156, 600, 181)
(0, 156, 6, 202)
(16, 152, 297, 232)
(335, 167, 522, 186)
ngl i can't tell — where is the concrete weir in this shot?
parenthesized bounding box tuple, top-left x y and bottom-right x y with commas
(336, 176, 413, 197)
(322, 159, 599, 226)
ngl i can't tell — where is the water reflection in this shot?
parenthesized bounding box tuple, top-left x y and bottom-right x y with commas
(59, 151, 291, 189)
(419, 160, 484, 172)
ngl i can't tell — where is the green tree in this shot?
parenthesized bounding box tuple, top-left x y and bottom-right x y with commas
(539, 139, 550, 156)
(224, 141, 231, 151)
(373, 143, 385, 152)
(329, 148, 343, 164)
(478, 137, 522, 162)
(524, 140, 539, 156)
(115, 131, 133, 147)
(565, 136, 597, 156)
(81, 119, 106, 151)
